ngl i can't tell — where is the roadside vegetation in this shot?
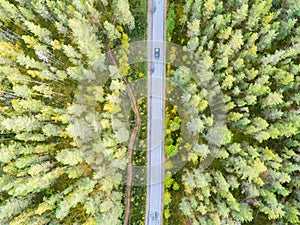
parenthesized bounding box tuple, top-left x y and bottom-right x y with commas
(0, 0, 146, 224)
(164, 0, 300, 224)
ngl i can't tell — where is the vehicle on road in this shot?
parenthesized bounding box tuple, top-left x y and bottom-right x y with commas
(150, 211, 158, 220)
(151, 64, 155, 73)
(154, 48, 160, 59)
(152, 2, 156, 13)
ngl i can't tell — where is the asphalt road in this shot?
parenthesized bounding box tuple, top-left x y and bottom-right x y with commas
(145, 0, 166, 225)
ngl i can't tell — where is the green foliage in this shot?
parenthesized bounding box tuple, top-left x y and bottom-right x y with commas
(0, 197, 31, 223)
(166, 0, 300, 224)
(113, 0, 135, 30)
(163, 191, 172, 205)
(167, 3, 176, 40)
(0, 0, 299, 224)
(56, 149, 83, 166)
(55, 178, 95, 220)
(0, 0, 139, 224)
(104, 21, 121, 41)
(186, 118, 205, 135)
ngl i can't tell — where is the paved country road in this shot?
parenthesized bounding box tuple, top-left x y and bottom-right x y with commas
(145, 0, 166, 225)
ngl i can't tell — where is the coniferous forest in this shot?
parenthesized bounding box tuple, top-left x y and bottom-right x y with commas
(0, 0, 299, 225)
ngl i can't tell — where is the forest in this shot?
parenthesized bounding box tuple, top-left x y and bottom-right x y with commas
(0, 0, 299, 225)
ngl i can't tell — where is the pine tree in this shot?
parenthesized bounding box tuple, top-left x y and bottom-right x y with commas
(167, 0, 300, 224)
(0, 0, 137, 224)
